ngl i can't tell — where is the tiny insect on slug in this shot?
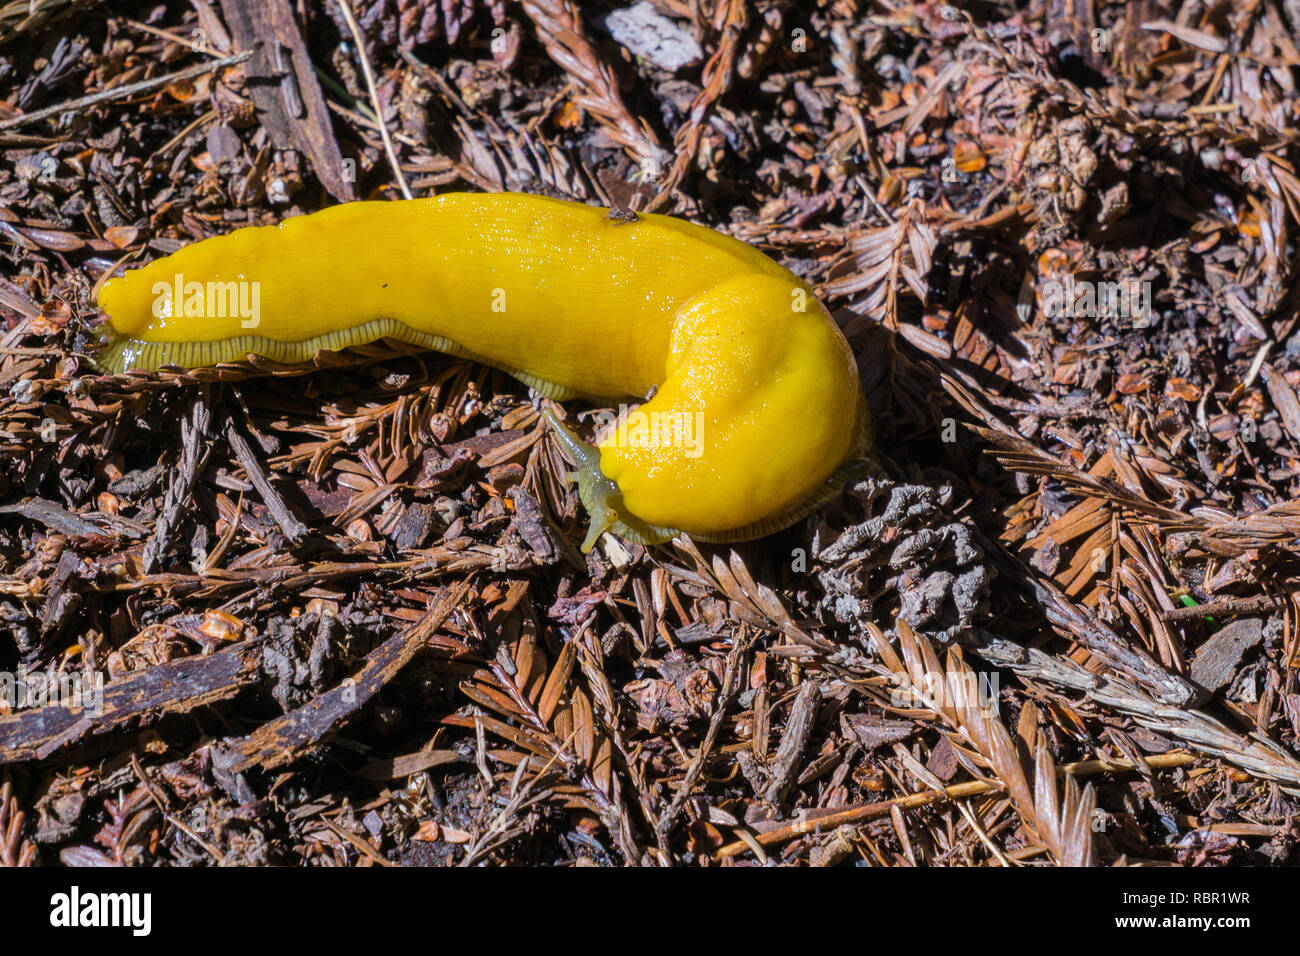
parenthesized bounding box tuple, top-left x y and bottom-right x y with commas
(94, 192, 870, 550)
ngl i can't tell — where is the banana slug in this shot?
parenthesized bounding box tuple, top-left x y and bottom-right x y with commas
(94, 192, 870, 550)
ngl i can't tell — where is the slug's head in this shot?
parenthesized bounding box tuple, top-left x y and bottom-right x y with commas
(541, 409, 677, 552)
(593, 273, 867, 538)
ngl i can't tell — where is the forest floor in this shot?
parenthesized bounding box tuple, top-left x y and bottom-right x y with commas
(2, 0, 1300, 867)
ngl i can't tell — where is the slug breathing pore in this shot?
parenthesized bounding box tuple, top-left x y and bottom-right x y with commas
(94, 192, 871, 550)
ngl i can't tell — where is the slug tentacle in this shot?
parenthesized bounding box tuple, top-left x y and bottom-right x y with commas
(541, 409, 678, 552)
(94, 192, 872, 548)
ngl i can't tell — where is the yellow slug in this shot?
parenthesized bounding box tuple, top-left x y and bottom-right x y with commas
(94, 192, 870, 550)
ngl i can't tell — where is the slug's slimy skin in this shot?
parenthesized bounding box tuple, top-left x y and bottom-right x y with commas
(95, 193, 870, 549)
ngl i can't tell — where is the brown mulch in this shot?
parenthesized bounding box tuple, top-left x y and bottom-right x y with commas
(2, 0, 1300, 867)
